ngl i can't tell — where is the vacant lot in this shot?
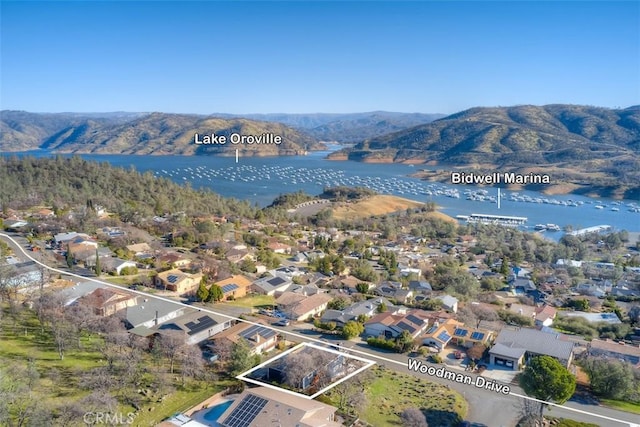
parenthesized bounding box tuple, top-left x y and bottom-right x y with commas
(326, 365, 467, 426)
(331, 195, 424, 220)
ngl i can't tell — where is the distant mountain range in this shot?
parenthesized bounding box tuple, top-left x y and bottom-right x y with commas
(327, 104, 640, 198)
(2, 105, 638, 198)
(0, 110, 443, 154)
(0, 111, 323, 156)
(213, 111, 445, 142)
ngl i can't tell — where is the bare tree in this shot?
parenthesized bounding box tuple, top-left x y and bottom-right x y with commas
(157, 331, 186, 374)
(179, 344, 205, 386)
(400, 407, 428, 427)
(283, 351, 315, 390)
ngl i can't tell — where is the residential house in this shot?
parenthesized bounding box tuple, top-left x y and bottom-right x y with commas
(54, 232, 91, 246)
(276, 292, 332, 321)
(74, 287, 138, 317)
(321, 297, 397, 327)
(101, 258, 137, 275)
(339, 275, 371, 294)
(266, 345, 346, 390)
(225, 248, 252, 264)
(66, 236, 99, 257)
(268, 242, 292, 254)
(251, 275, 293, 296)
(437, 320, 494, 349)
(158, 252, 192, 269)
(534, 305, 557, 327)
(215, 275, 253, 300)
(489, 327, 575, 370)
(421, 319, 464, 350)
(76, 246, 114, 267)
(1, 258, 43, 289)
(436, 295, 459, 313)
(364, 309, 430, 340)
(587, 339, 640, 369)
(408, 280, 433, 296)
(125, 296, 188, 330)
(155, 269, 203, 295)
(126, 242, 153, 257)
(210, 321, 278, 355)
(153, 310, 233, 345)
(217, 386, 341, 427)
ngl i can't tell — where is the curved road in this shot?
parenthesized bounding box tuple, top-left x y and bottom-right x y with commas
(1, 233, 637, 427)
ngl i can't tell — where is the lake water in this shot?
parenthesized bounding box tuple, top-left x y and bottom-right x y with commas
(3, 149, 639, 239)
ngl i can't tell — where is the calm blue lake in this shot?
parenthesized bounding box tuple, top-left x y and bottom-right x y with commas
(3, 149, 639, 239)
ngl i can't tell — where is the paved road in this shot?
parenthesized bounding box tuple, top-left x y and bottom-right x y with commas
(2, 232, 637, 427)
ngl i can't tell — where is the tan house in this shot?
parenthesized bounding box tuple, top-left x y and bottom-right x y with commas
(155, 268, 202, 294)
(75, 287, 138, 317)
(276, 292, 332, 321)
(210, 321, 278, 355)
(216, 275, 253, 300)
(157, 252, 192, 268)
(218, 386, 341, 427)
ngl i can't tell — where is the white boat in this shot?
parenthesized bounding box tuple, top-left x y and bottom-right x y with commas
(546, 224, 561, 231)
(534, 224, 547, 231)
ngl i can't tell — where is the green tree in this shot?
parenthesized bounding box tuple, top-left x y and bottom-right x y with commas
(342, 321, 364, 340)
(208, 284, 224, 302)
(377, 302, 387, 313)
(395, 330, 414, 353)
(65, 246, 73, 269)
(230, 339, 258, 375)
(196, 279, 209, 302)
(520, 356, 576, 423)
(355, 282, 370, 294)
(94, 249, 101, 276)
(581, 357, 634, 400)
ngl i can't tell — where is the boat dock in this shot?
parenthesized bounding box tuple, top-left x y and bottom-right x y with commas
(456, 213, 528, 226)
(568, 225, 612, 236)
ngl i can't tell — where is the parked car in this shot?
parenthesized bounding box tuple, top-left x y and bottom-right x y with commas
(274, 319, 290, 327)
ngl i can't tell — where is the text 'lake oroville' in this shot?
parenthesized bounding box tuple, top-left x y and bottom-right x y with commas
(407, 358, 511, 395)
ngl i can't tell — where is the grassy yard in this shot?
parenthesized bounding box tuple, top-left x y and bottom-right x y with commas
(0, 305, 230, 426)
(222, 294, 276, 309)
(327, 366, 467, 427)
(132, 381, 231, 426)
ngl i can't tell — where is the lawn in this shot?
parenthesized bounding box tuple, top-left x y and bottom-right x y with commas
(327, 366, 467, 427)
(0, 304, 231, 426)
(222, 294, 276, 309)
(132, 381, 231, 426)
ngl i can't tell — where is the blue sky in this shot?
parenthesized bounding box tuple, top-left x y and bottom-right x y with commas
(1, 1, 638, 114)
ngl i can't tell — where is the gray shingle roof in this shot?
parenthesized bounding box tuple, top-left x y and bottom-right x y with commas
(493, 328, 574, 361)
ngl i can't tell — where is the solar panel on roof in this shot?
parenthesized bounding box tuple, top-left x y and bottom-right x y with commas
(221, 394, 268, 427)
(406, 314, 424, 325)
(185, 316, 217, 335)
(269, 277, 286, 286)
(221, 283, 239, 293)
(396, 321, 416, 333)
(471, 331, 485, 341)
(454, 328, 468, 337)
(167, 275, 179, 283)
(239, 324, 276, 341)
(437, 331, 451, 342)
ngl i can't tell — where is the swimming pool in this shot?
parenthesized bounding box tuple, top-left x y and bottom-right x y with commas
(202, 400, 233, 423)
